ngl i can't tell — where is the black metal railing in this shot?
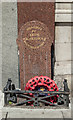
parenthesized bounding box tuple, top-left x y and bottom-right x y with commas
(3, 79, 70, 107)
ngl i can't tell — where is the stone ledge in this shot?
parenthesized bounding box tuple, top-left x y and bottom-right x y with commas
(55, 10, 73, 14)
(55, 0, 73, 2)
(2, 107, 71, 118)
(1, 0, 54, 2)
(55, 14, 72, 22)
(55, 3, 72, 10)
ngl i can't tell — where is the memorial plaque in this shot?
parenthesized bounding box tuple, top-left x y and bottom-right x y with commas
(17, 2, 55, 89)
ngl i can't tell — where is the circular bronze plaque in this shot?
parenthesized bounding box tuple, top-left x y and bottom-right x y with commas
(20, 21, 50, 49)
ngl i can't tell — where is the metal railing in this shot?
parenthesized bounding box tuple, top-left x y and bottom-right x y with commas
(3, 79, 70, 107)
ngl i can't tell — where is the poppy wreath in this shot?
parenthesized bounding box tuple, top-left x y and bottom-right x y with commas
(25, 76, 59, 105)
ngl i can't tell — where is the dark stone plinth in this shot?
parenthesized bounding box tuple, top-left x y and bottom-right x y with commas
(17, 2, 55, 89)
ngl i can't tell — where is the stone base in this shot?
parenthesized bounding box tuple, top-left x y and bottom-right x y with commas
(2, 107, 71, 119)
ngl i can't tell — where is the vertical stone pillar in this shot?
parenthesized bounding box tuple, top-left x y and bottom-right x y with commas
(55, 0, 72, 90)
(0, 2, 2, 120)
(2, 2, 19, 88)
